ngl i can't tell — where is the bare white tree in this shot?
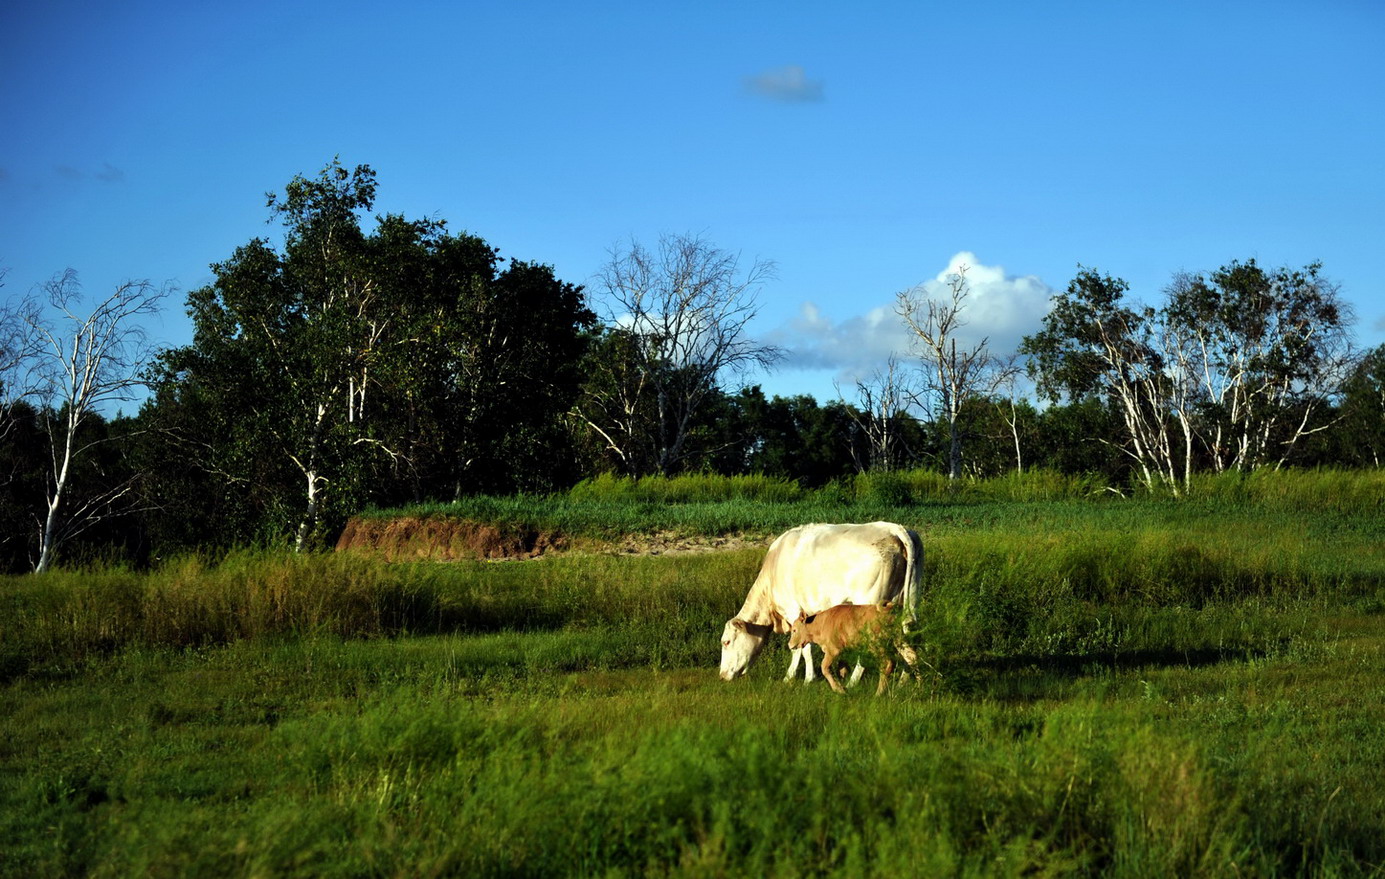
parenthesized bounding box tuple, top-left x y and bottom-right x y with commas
(20, 271, 167, 572)
(579, 233, 781, 474)
(992, 354, 1027, 474)
(896, 265, 1019, 479)
(839, 355, 916, 472)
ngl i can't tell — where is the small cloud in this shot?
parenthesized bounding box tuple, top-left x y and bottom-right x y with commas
(96, 162, 125, 183)
(50, 163, 126, 183)
(744, 65, 824, 102)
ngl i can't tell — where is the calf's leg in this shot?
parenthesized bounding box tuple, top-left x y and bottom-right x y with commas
(819, 648, 847, 694)
(875, 656, 895, 695)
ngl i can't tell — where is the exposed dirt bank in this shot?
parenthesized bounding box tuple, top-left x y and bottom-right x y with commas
(336, 517, 767, 561)
(335, 517, 564, 561)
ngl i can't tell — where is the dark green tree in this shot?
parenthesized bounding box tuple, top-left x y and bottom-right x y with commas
(151, 160, 593, 549)
(1020, 267, 1184, 491)
(1333, 344, 1385, 468)
(0, 400, 46, 571)
(1163, 260, 1353, 471)
(1030, 398, 1126, 479)
(159, 162, 382, 550)
(375, 228, 593, 500)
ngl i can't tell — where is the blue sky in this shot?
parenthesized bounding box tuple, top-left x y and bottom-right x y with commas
(3, 0, 1382, 405)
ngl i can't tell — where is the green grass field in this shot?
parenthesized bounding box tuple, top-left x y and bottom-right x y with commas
(4, 471, 1385, 876)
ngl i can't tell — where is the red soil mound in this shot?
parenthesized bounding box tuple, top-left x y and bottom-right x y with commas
(335, 516, 564, 561)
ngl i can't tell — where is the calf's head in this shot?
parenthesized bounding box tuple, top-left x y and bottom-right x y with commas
(787, 612, 817, 650)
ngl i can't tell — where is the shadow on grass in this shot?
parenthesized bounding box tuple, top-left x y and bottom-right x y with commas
(937, 644, 1274, 701)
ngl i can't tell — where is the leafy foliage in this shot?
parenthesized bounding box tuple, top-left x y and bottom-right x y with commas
(1023, 261, 1355, 492)
(147, 160, 594, 549)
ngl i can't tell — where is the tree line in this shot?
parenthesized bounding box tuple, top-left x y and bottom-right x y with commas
(3, 160, 1383, 571)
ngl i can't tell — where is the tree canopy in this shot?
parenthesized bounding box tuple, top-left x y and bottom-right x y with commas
(148, 159, 595, 548)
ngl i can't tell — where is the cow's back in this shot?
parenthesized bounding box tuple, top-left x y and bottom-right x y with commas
(764, 523, 909, 625)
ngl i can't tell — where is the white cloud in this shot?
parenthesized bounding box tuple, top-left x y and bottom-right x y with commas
(919, 251, 1053, 352)
(744, 65, 824, 102)
(771, 302, 911, 378)
(767, 251, 1054, 388)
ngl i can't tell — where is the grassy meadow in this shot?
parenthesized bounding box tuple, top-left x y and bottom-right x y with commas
(4, 469, 1385, 876)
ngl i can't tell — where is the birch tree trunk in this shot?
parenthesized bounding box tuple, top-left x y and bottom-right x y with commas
(23, 273, 165, 573)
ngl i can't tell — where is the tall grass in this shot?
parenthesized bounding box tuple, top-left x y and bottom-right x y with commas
(6, 501, 1381, 680)
(6, 477, 1385, 876)
(1188, 467, 1385, 515)
(0, 550, 759, 679)
(569, 471, 808, 504)
(7, 629, 1385, 876)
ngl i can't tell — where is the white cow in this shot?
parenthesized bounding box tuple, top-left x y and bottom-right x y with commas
(718, 522, 922, 682)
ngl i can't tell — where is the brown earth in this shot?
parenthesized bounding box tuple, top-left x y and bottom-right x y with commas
(335, 517, 564, 561)
(607, 530, 764, 557)
(335, 517, 765, 561)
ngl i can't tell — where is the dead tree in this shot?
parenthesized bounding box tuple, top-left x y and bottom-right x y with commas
(21, 271, 166, 572)
(579, 233, 781, 474)
(896, 265, 1018, 479)
(841, 355, 916, 472)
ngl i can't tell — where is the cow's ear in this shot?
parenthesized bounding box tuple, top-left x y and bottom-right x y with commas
(804, 613, 817, 625)
(731, 619, 746, 632)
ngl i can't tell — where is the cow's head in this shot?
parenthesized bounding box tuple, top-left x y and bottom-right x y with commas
(719, 618, 771, 680)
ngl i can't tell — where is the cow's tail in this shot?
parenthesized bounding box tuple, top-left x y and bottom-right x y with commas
(893, 524, 923, 632)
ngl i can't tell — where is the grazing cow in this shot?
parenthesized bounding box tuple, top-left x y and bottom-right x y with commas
(718, 522, 922, 683)
(789, 602, 918, 695)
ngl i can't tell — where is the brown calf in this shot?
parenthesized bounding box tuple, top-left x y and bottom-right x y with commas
(788, 602, 918, 695)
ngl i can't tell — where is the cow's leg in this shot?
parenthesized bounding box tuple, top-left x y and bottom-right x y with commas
(800, 645, 816, 682)
(894, 640, 921, 684)
(896, 642, 919, 668)
(846, 662, 866, 687)
(783, 644, 801, 681)
(783, 644, 816, 682)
